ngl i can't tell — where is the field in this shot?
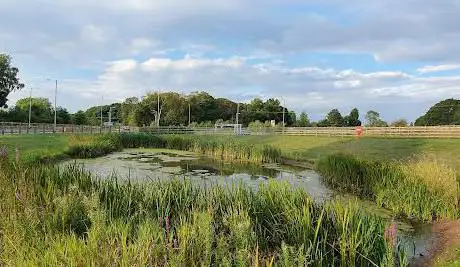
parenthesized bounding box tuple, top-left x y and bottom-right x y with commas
(1, 133, 460, 266)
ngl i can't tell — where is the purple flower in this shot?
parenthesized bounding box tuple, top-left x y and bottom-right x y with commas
(384, 222, 397, 246)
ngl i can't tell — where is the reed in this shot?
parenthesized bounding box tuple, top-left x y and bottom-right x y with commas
(65, 133, 282, 164)
(316, 153, 460, 222)
(0, 162, 406, 266)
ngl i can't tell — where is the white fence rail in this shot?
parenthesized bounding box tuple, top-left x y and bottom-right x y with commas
(1, 123, 460, 138)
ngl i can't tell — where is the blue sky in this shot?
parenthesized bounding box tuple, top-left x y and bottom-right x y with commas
(1, 0, 460, 122)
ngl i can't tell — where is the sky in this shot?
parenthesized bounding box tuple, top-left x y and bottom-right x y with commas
(1, 0, 460, 122)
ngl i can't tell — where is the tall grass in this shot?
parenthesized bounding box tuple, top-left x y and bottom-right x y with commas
(316, 153, 460, 222)
(0, 162, 406, 266)
(65, 133, 282, 164)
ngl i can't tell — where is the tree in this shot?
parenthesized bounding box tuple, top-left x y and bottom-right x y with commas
(345, 108, 361, 126)
(73, 110, 87, 125)
(1, 54, 24, 108)
(414, 98, 460, 126)
(326, 109, 344, 127)
(16, 97, 53, 123)
(365, 110, 388, 127)
(56, 107, 72, 124)
(391, 119, 408, 127)
(297, 112, 310, 127)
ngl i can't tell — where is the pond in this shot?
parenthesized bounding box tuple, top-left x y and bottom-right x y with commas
(68, 149, 332, 201)
(66, 148, 437, 263)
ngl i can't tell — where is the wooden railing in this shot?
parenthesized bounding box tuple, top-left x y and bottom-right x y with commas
(1, 123, 460, 138)
(0, 122, 139, 135)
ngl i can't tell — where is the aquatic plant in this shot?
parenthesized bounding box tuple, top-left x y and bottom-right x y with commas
(65, 133, 282, 164)
(316, 153, 460, 221)
(0, 162, 405, 266)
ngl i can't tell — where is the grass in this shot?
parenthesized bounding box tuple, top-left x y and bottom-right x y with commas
(64, 133, 283, 164)
(315, 153, 460, 222)
(434, 245, 460, 267)
(0, 134, 69, 163)
(0, 159, 406, 266)
(230, 136, 460, 173)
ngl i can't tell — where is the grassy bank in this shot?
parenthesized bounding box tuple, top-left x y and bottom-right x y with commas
(228, 136, 460, 173)
(65, 133, 282, 164)
(316, 153, 460, 222)
(0, 159, 405, 266)
(0, 134, 69, 163)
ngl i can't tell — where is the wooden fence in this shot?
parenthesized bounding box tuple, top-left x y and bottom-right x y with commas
(1, 123, 460, 138)
(0, 123, 139, 135)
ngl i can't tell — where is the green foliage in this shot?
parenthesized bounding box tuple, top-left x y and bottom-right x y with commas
(296, 112, 310, 127)
(0, 163, 404, 266)
(391, 119, 408, 127)
(73, 110, 87, 125)
(316, 153, 460, 222)
(415, 98, 460, 126)
(64, 133, 282, 164)
(0, 54, 24, 108)
(344, 108, 361, 126)
(326, 109, 344, 126)
(365, 110, 388, 127)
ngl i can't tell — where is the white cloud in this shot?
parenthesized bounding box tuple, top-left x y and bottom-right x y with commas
(417, 64, 460, 73)
(141, 57, 244, 71)
(80, 24, 108, 44)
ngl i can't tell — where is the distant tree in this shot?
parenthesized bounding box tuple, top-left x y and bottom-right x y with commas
(317, 119, 329, 127)
(344, 108, 361, 126)
(326, 109, 344, 127)
(73, 110, 87, 125)
(414, 99, 460, 126)
(391, 119, 408, 127)
(0, 54, 24, 108)
(16, 97, 53, 123)
(365, 110, 388, 127)
(297, 112, 310, 127)
(56, 107, 72, 124)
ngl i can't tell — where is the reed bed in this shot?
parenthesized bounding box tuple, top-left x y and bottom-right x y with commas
(316, 153, 460, 222)
(0, 162, 406, 266)
(65, 133, 282, 164)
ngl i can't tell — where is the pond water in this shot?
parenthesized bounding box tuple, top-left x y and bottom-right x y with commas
(68, 149, 332, 201)
(66, 148, 436, 262)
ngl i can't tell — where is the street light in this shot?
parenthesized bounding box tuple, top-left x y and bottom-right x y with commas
(46, 79, 58, 132)
(28, 87, 33, 129)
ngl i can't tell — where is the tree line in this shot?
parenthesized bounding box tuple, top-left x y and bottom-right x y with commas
(1, 54, 458, 127)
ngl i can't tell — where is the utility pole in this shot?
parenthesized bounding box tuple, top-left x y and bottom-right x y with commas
(100, 96, 103, 127)
(53, 80, 57, 132)
(28, 87, 33, 129)
(188, 103, 191, 127)
(236, 103, 240, 125)
(235, 103, 240, 135)
(108, 107, 113, 125)
(157, 92, 160, 127)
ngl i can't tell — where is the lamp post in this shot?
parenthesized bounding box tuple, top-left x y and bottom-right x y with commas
(46, 79, 58, 132)
(28, 87, 33, 129)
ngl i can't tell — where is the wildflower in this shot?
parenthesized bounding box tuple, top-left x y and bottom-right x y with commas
(15, 191, 22, 201)
(384, 221, 397, 247)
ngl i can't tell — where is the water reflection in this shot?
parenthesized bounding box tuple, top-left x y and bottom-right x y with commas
(69, 149, 332, 200)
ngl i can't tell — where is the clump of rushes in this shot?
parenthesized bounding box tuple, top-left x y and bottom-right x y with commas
(65, 133, 282, 164)
(0, 163, 406, 266)
(316, 153, 460, 222)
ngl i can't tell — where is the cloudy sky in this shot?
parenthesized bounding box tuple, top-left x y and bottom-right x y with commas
(1, 0, 460, 121)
